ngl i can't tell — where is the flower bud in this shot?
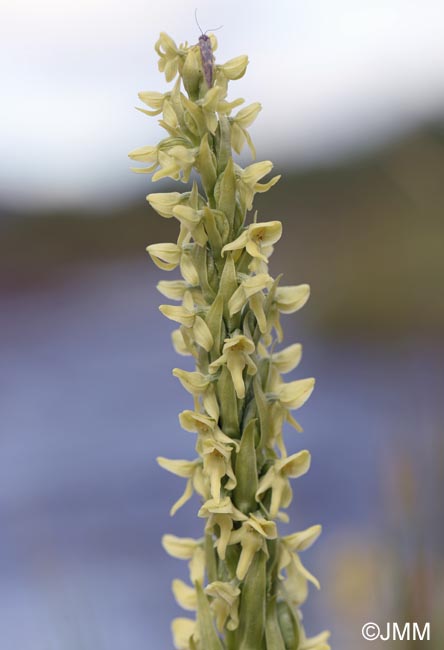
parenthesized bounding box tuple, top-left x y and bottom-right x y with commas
(277, 600, 300, 650)
(205, 294, 224, 357)
(233, 419, 258, 513)
(236, 551, 266, 649)
(214, 157, 236, 228)
(182, 47, 201, 99)
(216, 366, 239, 438)
(265, 597, 286, 650)
(197, 134, 217, 196)
(219, 254, 238, 320)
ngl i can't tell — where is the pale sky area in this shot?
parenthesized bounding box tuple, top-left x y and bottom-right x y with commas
(1, 0, 444, 210)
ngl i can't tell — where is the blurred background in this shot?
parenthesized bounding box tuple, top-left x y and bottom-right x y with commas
(1, 1, 444, 648)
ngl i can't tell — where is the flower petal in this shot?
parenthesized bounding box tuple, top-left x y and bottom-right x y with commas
(277, 378, 315, 410)
(275, 284, 310, 314)
(172, 579, 197, 611)
(162, 534, 202, 559)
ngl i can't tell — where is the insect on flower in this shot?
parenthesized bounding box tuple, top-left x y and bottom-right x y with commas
(195, 9, 222, 88)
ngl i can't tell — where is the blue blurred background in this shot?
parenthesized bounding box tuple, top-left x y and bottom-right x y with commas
(1, 1, 444, 648)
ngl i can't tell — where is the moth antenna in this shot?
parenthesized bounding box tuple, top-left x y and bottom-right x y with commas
(205, 24, 224, 34)
(194, 8, 204, 35)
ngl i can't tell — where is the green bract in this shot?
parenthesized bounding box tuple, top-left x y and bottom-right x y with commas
(130, 30, 330, 650)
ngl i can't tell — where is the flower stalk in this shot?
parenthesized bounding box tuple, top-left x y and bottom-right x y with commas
(130, 30, 330, 650)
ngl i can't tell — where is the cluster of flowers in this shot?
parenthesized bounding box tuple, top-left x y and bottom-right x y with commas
(130, 31, 330, 650)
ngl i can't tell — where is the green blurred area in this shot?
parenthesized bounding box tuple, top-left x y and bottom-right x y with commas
(2, 121, 444, 339)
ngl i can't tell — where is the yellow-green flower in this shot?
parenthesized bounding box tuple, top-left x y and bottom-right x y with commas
(197, 85, 244, 134)
(281, 524, 322, 554)
(228, 513, 277, 580)
(277, 525, 322, 608)
(230, 102, 262, 157)
(155, 32, 187, 82)
(172, 205, 208, 246)
(159, 98, 180, 134)
(147, 185, 205, 224)
(228, 273, 273, 333)
(128, 144, 159, 174)
(159, 292, 213, 351)
(275, 284, 311, 313)
(198, 496, 246, 560)
(267, 284, 311, 341)
(137, 90, 169, 116)
(146, 235, 200, 291)
(147, 191, 182, 218)
(258, 343, 304, 395)
(236, 161, 281, 211)
(201, 438, 237, 501)
(179, 410, 239, 452)
(153, 145, 197, 183)
(268, 342, 303, 373)
(173, 368, 219, 419)
(129, 139, 197, 181)
(205, 581, 240, 632)
(221, 220, 282, 266)
(146, 242, 181, 270)
(157, 457, 207, 515)
(271, 377, 316, 410)
(256, 450, 311, 518)
(209, 333, 257, 399)
(266, 376, 316, 448)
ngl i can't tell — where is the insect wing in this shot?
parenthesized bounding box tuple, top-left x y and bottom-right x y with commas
(198, 34, 214, 88)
